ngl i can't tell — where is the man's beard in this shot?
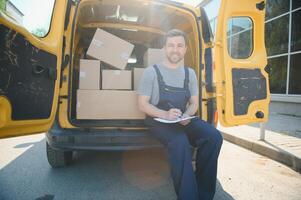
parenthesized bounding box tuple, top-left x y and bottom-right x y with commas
(166, 53, 184, 64)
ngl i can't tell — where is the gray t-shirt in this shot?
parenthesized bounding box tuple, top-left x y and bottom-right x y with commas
(137, 63, 198, 105)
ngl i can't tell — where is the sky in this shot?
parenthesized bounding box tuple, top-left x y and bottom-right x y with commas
(10, 0, 55, 32)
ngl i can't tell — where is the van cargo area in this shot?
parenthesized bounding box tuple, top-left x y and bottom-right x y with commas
(69, 0, 200, 127)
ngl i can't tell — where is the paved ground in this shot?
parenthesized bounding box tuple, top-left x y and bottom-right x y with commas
(249, 113, 301, 138)
(218, 113, 301, 172)
(1, 133, 301, 200)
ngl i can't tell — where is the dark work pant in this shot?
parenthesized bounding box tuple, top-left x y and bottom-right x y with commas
(146, 118, 223, 200)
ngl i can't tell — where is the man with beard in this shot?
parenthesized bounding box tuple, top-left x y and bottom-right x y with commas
(137, 29, 223, 200)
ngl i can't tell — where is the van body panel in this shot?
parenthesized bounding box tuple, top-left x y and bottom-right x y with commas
(47, 117, 163, 151)
(195, 6, 216, 125)
(0, 0, 68, 138)
(214, 0, 270, 126)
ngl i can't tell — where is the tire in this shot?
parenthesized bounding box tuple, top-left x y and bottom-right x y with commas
(46, 142, 73, 168)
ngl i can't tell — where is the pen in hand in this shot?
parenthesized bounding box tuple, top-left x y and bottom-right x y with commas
(167, 102, 182, 118)
(167, 102, 175, 109)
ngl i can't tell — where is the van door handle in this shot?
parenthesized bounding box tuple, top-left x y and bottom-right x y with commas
(32, 65, 57, 80)
(32, 64, 46, 76)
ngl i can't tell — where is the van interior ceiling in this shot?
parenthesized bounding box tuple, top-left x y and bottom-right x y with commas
(69, 0, 199, 127)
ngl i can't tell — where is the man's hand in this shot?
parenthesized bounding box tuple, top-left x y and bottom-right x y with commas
(179, 113, 191, 126)
(165, 108, 182, 120)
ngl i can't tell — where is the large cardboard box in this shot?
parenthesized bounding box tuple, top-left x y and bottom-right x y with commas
(77, 90, 145, 119)
(102, 70, 132, 90)
(86, 28, 134, 70)
(79, 59, 100, 90)
(143, 48, 184, 67)
(133, 68, 145, 90)
(143, 48, 165, 67)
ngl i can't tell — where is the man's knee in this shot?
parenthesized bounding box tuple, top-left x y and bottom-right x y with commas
(167, 133, 190, 150)
(211, 129, 223, 147)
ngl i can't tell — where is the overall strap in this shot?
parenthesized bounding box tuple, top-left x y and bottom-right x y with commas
(153, 64, 165, 85)
(183, 66, 190, 89)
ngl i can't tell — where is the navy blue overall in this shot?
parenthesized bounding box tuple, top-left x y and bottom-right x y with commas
(145, 65, 223, 200)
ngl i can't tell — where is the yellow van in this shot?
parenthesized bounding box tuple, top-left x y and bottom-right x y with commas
(0, 0, 270, 167)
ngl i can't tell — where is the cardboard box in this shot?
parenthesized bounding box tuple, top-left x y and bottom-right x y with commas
(143, 48, 184, 67)
(77, 90, 145, 119)
(144, 48, 165, 67)
(102, 70, 132, 90)
(79, 59, 100, 90)
(133, 68, 145, 90)
(86, 28, 134, 70)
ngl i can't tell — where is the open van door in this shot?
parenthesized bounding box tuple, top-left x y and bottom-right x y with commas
(214, 0, 270, 126)
(0, 0, 69, 138)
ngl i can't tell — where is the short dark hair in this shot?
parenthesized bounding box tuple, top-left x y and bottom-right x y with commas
(163, 29, 188, 46)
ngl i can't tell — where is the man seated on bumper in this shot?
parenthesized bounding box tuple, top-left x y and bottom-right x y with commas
(137, 29, 223, 200)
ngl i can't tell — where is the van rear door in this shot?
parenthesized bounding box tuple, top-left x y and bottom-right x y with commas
(214, 0, 270, 126)
(0, 0, 69, 138)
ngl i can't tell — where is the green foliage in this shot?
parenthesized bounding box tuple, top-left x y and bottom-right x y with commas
(31, 28, 47, 37)
(0, 0, 7, 12)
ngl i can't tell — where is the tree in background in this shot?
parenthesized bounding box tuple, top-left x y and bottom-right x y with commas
(32, 27, 47, 37)
(0, 0, 7, 12)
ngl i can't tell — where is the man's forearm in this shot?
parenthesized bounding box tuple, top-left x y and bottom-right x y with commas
(140, 102, 167, 119)
(184, 103, 198, 116)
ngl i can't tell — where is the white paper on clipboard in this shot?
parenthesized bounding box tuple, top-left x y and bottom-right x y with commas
(154, 116, 196, 123)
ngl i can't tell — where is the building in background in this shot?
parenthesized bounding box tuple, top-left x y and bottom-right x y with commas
(5, 0, 23, 24)
(199, 0, 301, 116)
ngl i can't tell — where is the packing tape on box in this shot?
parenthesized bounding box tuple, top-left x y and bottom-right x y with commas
(113, 70, 121, 75)
(92, 39, 104, 47)
(80, 71, 86, 78)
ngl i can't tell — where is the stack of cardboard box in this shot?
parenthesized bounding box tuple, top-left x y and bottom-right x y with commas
(77, 28, 174, 120)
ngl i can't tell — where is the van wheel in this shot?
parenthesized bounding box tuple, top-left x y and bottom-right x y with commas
(46, 142, 73, 168)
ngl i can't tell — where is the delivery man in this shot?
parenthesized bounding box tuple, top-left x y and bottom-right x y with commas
(138, 29, 223, 200)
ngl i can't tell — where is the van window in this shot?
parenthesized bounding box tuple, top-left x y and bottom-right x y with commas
(227, 17, 253, 59)
(5, 0, 55, 37)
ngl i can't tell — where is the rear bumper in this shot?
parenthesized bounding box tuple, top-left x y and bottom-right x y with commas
(46, 123, 163, 151)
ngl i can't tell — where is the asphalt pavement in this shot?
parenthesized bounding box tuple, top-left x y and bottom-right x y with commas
(1, 133, 301, 200)
(218, 112, 301, 172)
